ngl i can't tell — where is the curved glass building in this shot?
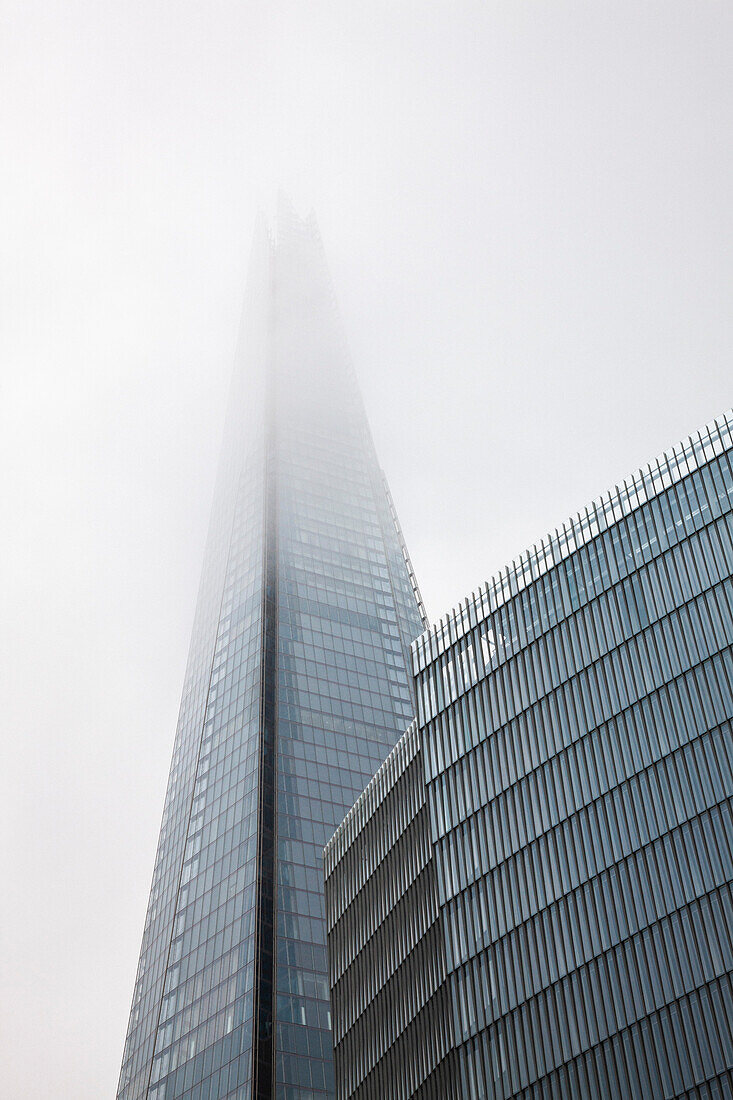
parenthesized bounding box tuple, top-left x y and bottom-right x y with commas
(326, 411, 733, 1100)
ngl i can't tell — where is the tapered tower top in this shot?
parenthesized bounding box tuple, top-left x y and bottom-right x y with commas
(117, 214, 425, 1100)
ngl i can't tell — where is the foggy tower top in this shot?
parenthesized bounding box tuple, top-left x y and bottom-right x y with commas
(117, 205, 427, 1100)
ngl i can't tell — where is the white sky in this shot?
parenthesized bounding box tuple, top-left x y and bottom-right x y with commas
(1, 3, 731, 1096)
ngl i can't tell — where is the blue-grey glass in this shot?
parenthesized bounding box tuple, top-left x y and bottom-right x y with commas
(271, 220, 423, 1099)
(326, 411, 733, 1100)
(117, 209, 425, 1100)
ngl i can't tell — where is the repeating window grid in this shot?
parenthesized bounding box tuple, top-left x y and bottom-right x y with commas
(412, 412, 733, 675)
(467, 972, 733, 1100)
(421, 454, 733, 1099)
(327, 437, 733, 1098)
(448, 879, 733, 1041)
(274, 400, 424, 1097)
(325, 734, 454, 1099)
(429, 642, 730, 840)
(419, 470, 733, 731)
(121, 214, 426, 1100)
(143, 465, 267, 1100)
(425, 602, 733, 837)
(444, 799, 733, 982)
(119, 443, 266, 1100)
(326, 722, 421, 875)
(435, 712, 733, 906)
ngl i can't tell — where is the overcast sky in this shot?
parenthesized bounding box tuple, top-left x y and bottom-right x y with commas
(1, 3, 731, 1096)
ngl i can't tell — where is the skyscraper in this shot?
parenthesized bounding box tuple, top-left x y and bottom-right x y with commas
(117, 208, 426, 1100)
(326, 411, 733, 1099)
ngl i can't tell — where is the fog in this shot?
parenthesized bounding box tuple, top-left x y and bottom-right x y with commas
(1, 3, 731, 1096)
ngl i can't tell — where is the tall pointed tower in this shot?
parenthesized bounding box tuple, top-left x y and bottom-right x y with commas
(117, 208, 427, 1100)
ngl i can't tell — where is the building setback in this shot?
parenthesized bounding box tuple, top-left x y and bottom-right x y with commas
(325, 411, 733, 1100)
(117, 208, 426, 1100)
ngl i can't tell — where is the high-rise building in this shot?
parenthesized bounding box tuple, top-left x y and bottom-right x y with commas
(324, 719, 454, 1099)
(326, 411, 733, 1100)
(117, 208, 426, 1100)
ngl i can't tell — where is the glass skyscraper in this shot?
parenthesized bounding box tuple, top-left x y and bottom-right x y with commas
(117, 208, 426, 1100)
(326, 411, 733, 1099)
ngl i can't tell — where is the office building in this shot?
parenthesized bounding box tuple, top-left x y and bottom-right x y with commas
(326, 411, 733, 1100)
(117, 209, 426, 1100)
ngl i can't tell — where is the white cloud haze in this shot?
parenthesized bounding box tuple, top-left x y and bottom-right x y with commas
(1, 3, 731, 1095)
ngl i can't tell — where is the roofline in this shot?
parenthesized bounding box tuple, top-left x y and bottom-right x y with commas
(411, 408, 733, 672)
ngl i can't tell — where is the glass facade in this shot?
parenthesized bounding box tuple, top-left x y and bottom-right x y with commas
(326, 410, 733, 1099)
(117, 208, 425, 1100)
(325, 723, 457, 1099)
